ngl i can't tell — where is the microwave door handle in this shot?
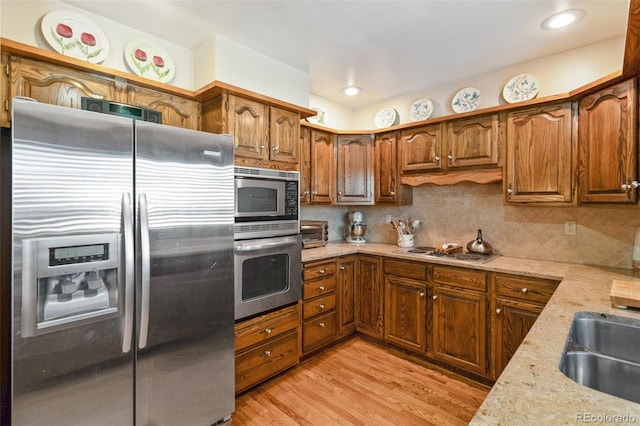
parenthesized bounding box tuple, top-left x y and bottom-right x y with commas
(138, 193, 151, 349)
(236, 239, 297, 252)
(121, 192, 135, 353)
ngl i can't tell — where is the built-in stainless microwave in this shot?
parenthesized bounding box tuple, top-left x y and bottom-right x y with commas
(234, 167, 299, 239)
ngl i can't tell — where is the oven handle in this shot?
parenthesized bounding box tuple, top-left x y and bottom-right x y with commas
(235, 236, 299, 252)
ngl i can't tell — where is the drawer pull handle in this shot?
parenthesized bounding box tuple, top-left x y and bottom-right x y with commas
(264, 350, 272, 357)
(319, 304, 325, 309)
(319, 285, 326, 291)
(319, 322, 326, 328)
(264, 328, 273, 335)
(496, 308, 502, 315)
(521, 288, 528, 294)
(317, 269, 326, 275)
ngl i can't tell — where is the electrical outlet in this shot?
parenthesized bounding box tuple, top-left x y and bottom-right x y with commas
(384, 214, 391, 224)
(564, 220, 577, 236)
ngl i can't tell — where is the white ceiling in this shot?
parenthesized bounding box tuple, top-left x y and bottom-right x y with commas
(65, 0, 629, 108)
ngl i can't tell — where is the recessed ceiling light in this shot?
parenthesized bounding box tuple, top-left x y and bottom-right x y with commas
(541, 9, 584, 30)
(342, 86, 362, 96)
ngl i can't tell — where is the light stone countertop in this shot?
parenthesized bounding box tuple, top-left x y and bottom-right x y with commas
(302, 242, 640, 424)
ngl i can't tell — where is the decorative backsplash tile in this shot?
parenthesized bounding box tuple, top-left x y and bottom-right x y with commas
(301, 182, 640, 269)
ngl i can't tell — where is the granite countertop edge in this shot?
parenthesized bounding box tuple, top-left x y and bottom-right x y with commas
(302, 242, 640, 424)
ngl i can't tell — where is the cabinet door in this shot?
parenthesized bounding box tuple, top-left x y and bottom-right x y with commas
(355, 255, 383, 338)
(374, 131, 399, 203)
(505, 102, 575, 204)
(400, 123, 443, 172)
(492, 298, 542, 379)
(1, 53, 9, 127)
(578, 79, 638, 204)
(228, 94, 269, 160)
(337, 255, 356, 336)
(299, 126, 312, 204)
(127, 84, 199, 129)
(270, 106, 300, 163)
(447, 113, 500, 168)
(310, 129, 335, 204)
(432, 286, 487, 375)
(9, 56, 124, 111)
(384, 276, 426, 353)
(336, 135, 373, 204)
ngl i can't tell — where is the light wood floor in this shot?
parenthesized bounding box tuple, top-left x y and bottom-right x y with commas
(234, 338, 489, 425)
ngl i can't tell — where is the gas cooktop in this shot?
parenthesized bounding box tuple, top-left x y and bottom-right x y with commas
(396, 246, 500, 264)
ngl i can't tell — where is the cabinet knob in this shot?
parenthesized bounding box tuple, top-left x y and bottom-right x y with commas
(340, 265, 345, 270)
(319, 304, 325, 309)
(264, 327, 273, 334)
(317, 269, 326, 275)
(259, 144, 266, 150)
(521, 287, 528, 294)
(435, 156, 441, 163)
(507, 183, 513, 198)
(448, 153, 454, 163)
(496, 308, 502, 315)
(390, 191, 396, 196)
(272, 146, 280, 152)
(319, 285, 326, 291)
(432, 295, 438, 300)
(303, 190, 309, 196)
(264, 350, 272, 357)
(420, 292, 425, 298)
(318, 322, 326, 328)
(620, 180, 639, 198)
(338, 191, 342, 196)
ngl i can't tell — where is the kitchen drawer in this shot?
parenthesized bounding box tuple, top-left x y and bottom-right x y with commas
(303, 275, 336, 300)
(235, 331, 298, 394)
(494, 273, 559, 304)
(303, 259, 336, 281)
(235, 304, 299, 352)
(302, 293, 336, 320)
(431, 265, 487, 292)
(384, 258, 428, 280)
(302, 311, 337, 353)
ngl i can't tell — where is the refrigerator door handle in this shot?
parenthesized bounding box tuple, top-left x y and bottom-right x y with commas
(122, 192, 135, 353)
(138, 193, 151, 349)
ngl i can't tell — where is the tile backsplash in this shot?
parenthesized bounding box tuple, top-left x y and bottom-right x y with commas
(301, 182, 640, 269)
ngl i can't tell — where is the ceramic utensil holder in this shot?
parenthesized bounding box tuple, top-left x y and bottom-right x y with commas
(397, 234, 414, 248)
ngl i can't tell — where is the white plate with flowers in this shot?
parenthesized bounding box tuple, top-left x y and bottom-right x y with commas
(124, 39, 175, 83)
(41, 10, 109, 63)
(451, 87, 481, 113)
(375, 107, 399, 128)
(502, 73, 540, 103)
(409, 98, 434, 121)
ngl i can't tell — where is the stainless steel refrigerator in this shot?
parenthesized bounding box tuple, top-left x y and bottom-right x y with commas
(9, 98, 235, 425)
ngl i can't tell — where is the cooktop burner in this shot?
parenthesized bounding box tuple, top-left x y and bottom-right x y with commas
(398, 246, 500, 264)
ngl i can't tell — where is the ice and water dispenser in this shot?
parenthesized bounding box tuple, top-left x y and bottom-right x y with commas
(21, 233, 121, 337)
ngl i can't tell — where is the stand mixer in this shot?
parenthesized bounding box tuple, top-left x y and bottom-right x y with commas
(345, 211, 367, 244)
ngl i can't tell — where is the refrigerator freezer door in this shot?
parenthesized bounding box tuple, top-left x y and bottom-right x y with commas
(134, 121, 235, 425)
(11, 99, 134, 425)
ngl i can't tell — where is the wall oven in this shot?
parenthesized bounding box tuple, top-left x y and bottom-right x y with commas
(234, 166, 302, 320)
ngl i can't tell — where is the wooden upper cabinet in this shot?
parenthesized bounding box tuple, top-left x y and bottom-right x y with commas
(578, 78, 638, 204)
(374, 131, 398, 203)
(270, 106, 300, 164)
(1, 53, 10, 127)
(8, 55, 125, 111)
(504, 102, 576, 205)
(336, 134, 374, 204)
(310, 129, 335, 204)
(227, 94, 269, 159)
(446, 113, 500, 168)
(299, 126, 312, 204)
(400, 123, 443, 172)
(127, 84, 199, 130)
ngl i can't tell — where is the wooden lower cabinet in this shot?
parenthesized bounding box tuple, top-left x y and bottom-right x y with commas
(336, 255, 356, 336)
(234, 303, 300, 394)
(490, 273, 559, 379)
(384, 276, 427, 353)
(355, 255, 384, 339)
(430, 265, 488, 376)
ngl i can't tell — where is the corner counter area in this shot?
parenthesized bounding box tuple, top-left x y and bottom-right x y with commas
(301, 242, 640, 424)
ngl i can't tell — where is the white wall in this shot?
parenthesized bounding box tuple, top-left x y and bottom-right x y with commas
(307, 94, 354, 130)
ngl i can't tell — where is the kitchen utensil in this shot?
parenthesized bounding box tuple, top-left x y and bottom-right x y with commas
(466, 229, 493, 254)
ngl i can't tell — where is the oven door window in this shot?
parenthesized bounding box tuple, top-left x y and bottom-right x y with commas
(241, 253, 290, 300)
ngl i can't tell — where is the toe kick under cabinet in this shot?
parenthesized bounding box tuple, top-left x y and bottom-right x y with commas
(234, 303, 301, 394)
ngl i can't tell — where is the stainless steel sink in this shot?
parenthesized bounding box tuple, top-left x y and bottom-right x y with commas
(559, 311, 640, 403)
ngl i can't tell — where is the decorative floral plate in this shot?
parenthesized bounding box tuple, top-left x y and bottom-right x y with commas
(124, 39, 175, 83)
(502, 73, 540, 103)
(375, 107, 399, 128)
(306, 106, 327, 125)
(409, 98, 434, 121)
(451, 87, 481, 113)
(41, 10, 109, 63)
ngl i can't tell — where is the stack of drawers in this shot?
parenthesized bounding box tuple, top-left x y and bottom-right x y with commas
(234, 303, 300, 394)
(302, 258, 337, 354)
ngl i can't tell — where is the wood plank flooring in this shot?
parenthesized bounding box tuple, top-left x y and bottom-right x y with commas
(234, 338, 489, 425)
